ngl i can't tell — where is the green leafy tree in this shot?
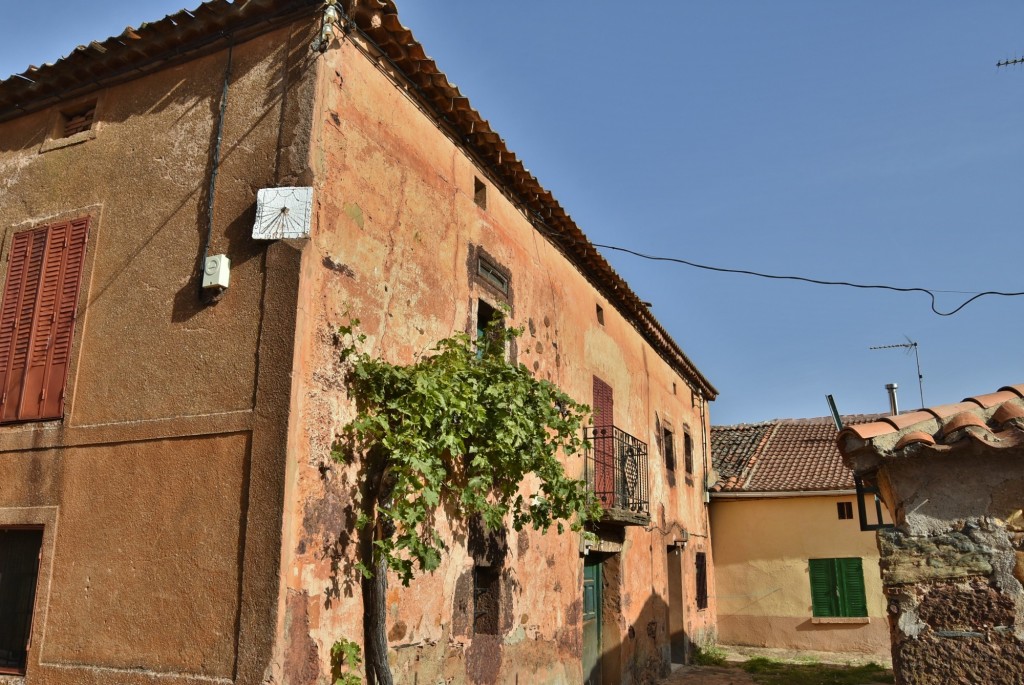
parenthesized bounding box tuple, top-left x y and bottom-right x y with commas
(333, 318, 600, 685)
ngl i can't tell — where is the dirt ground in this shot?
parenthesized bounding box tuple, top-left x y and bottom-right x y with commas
(658, 645, 894, 685)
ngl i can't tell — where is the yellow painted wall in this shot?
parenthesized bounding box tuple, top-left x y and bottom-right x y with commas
(710, 494, 890, 656)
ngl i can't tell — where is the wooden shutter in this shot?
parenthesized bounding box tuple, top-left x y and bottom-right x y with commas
(0, 228, 48, 422)
(838, 557, 867, 617)
(592, 376, 615, 507)
(0, 218, 88, 423)
(696, 552, 708, 609)
(808, 558, 838, 617)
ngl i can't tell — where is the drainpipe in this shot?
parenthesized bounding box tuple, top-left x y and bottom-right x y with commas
(698, 389, 709, 505)
(885, 383, 899, 416)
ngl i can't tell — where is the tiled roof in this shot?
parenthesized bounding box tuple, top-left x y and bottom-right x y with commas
(711, 414, 885, 494)
(838, 384, 1024, 471)
(0, 0, 718, 400)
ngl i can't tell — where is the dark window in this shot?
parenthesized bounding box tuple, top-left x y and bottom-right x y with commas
(837, 502, 854, 520)
(61, 102, 96, 138)
(809, 558, 867, 618)
(0, 218, 89, 423)
(672, 382, 677, 396)
(474, 177, 487, 209)
(695, 552, 708, 610)
(477, 256, 508, 295)
(473, 565, 501, 635)
(663, 426, 675, 472)
(683, 430, 694, 475)
(0, 528, 43, 675)
(595, 304, 605, 325)
(475, 299, 503, 358)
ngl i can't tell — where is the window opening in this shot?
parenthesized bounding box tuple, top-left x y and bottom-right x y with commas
(474, 177, 487, 209)
(663, 426, 675, 472)
(596, 304, 604, 325)
(61, 102, 96, 138)
(473, 565, 501, 635)
(477, 256, 508, 296)
(0, 528, 43, 675)
(475, 299, 504, 359)
(683, 430, 694, 475)
(672, 382, 677, 395)
(695, 552, 708, 610)
(809, 557, 867, 617)
(837, 501, 854, 520)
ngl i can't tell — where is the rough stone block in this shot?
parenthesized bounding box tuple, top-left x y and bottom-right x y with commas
(878, 529, 992, 585)
(916, 580, 1016, 631)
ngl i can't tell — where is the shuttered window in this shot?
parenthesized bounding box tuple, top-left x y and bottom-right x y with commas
(0, 218, 89, 423)
(808, 557, 867, 618)
(696, 552, 708, 610)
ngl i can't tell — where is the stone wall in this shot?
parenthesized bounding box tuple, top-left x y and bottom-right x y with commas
(878, 521, 1024, 684)
(837, 394, 1024, 685)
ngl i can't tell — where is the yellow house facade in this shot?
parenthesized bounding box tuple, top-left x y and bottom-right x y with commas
(710, 417, 890, 657)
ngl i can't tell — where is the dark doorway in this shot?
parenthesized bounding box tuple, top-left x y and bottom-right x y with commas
(0, 528, 43, 675)
(667, 546, 687, 664)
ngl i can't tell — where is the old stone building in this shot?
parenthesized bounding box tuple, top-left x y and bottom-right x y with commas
(838, 385, 1024, 684)
(0, 1, 718, 683)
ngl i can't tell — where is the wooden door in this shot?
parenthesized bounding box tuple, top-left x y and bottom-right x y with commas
(583, 557, 603, 685)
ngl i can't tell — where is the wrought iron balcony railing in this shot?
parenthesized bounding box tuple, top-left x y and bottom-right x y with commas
(584, 425, 650, 525)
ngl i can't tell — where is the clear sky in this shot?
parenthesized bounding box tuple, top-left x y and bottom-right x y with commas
(3, 2, 1023, 425)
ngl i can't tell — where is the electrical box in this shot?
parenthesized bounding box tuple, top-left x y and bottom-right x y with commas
(203, 254, 231, 290)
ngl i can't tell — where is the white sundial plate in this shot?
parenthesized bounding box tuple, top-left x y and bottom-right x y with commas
(252, 186, 313, 240)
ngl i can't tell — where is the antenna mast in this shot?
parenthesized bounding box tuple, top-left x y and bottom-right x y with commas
(869, 339, 925, 408)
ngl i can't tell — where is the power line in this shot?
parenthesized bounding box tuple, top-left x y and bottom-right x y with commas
(590, 243, 1024, 317)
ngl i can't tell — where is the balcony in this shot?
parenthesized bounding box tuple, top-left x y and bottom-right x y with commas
(584, 426, 650, 526)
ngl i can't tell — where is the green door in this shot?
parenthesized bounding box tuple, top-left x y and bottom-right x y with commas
(583, 558, 602, 685)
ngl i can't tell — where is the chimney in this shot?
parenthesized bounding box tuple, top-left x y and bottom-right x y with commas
(885, 383, 899, 416)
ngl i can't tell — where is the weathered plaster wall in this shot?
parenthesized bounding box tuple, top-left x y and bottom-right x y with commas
(873, 451, 1024, 685)
(0, 20, 316, 685)
(274, 36, 716, 685)
(710, 495, 889, 656)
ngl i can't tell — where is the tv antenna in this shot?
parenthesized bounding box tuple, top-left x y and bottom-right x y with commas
(870, 337, 924, 409)
(997, 56, 1024, 67)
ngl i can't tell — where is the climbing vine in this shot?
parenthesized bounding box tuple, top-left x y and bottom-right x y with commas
(333, 317, 601, 585)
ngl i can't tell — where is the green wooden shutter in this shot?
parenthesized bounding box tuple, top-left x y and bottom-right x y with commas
(809, 558, 838, 617)
(838, 557, 867, 617)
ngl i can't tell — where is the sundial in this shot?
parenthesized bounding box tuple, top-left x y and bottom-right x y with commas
(252, 186, 313, 240)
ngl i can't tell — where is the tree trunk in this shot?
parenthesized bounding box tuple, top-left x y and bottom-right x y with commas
(362, 551, 392, 685)
(361, 449, 394, 685)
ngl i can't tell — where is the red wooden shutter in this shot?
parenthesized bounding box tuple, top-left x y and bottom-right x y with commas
(592, 376, 615, 508)
(0, 228, 48, 422)
(0, 218, 88, 423)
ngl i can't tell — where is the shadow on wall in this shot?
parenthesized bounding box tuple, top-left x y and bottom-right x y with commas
(589, 551, 677, 685)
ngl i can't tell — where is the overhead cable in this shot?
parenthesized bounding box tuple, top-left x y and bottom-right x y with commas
(591, 243, 1024, 317)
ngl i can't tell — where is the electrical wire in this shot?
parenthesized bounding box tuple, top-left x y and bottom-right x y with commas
(591, 243, 1024, 317)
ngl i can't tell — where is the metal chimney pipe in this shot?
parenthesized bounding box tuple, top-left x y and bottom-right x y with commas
(885, 383, 899, 416)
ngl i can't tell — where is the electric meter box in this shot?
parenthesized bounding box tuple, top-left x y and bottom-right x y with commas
(203, 254, 231, 290)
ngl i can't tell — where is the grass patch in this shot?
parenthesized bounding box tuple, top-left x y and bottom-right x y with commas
(691, 644, 728, 666)
(741, 657, 895, 685)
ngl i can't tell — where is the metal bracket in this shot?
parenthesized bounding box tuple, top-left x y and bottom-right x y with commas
(855, 474, 894, 531)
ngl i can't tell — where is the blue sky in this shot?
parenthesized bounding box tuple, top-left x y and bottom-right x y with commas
(3, 2, 1023, 424)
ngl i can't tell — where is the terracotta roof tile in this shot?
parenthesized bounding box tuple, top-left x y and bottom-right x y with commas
(1000, 384, 1024, 399)
(964, 390, 1018, 409)
(894, 431, 936, 450)
(837, 384, 1024, 466)
(712, 414, 884, 493)
(922, 401, 979, 422)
